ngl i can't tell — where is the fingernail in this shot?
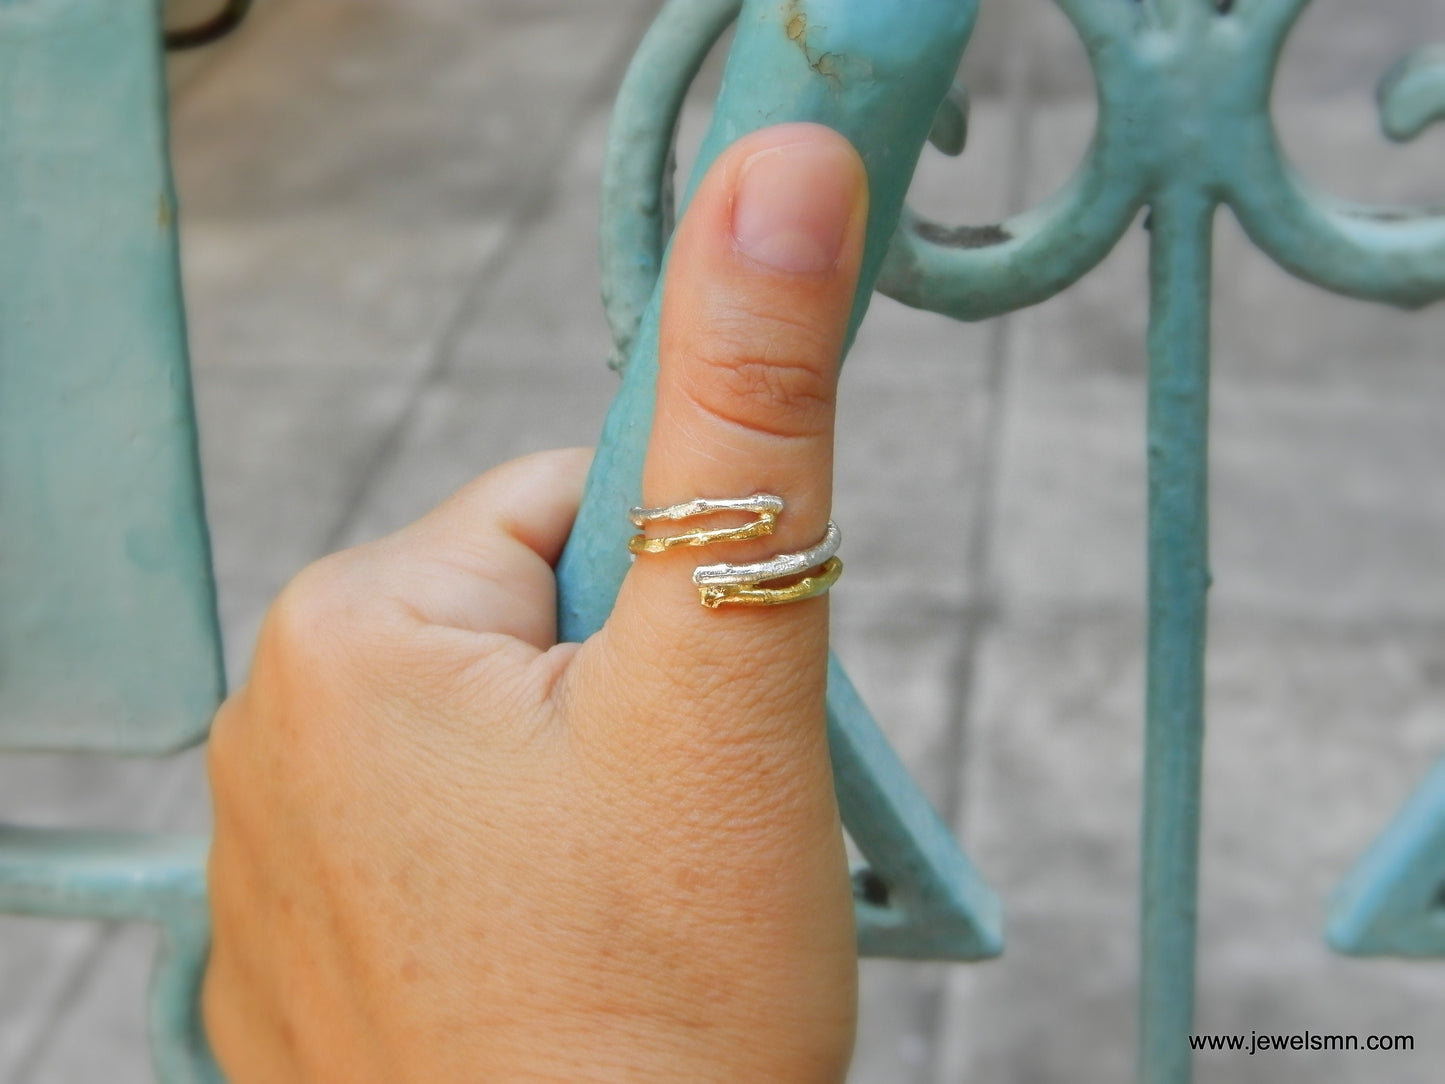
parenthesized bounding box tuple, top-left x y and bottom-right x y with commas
(732, 139, 859, 273)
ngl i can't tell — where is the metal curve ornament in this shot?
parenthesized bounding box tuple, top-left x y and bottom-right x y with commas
(599, 0, 741, 372)
(883, 0, 1445, 320)
(1378, 45, 1445, 143)
(600, 0, 1445, 332)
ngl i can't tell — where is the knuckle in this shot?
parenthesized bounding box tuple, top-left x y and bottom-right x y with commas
(675, 318, 837, 440)
(256, 552, 388, 681)
(205, 696, 244, 801)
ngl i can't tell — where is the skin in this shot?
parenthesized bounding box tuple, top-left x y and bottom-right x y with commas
(203, 123, 869, 1082)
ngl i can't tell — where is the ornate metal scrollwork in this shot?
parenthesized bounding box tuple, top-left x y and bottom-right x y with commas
(165, 0, 253, 51)
(883, 2, 1445, 314)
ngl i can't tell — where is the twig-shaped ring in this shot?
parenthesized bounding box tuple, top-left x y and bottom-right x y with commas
(628, 494, 783, 554)
(627, 494, 842, 608)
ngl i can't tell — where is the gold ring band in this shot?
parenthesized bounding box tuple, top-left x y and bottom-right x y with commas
(698, 556, 843, 609)
(627, 511, 778, 554)
(628, 494, 782, 555)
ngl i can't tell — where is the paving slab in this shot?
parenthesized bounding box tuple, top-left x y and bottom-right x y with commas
(990, 314, 1445, 622)
(936, 612, 1445, 1084)
(836, 592, 979, 1083)
(14, 926, 156, 1084)
(0, 920, 107, 1079)
(195, 367, 424, 678)
(834, 86, 1024, 1083)
(1275, 0, 1445, 99)
(0, 748, 207, 832)
(853, 960, 950, 1084)
(335, 370, 617, 550)
(836, 96, 1020, 606)
(170, 0, 657, 229)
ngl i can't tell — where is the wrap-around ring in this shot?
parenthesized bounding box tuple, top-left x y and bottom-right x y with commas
(627, 493, 842, 609)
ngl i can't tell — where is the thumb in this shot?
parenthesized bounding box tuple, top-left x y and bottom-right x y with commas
(586, 123, 868, 757)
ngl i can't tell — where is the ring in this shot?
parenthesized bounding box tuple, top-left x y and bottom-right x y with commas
(697, 556, 843, 609)
(626, 493, 843, 608)
(628, 494, 782, 554)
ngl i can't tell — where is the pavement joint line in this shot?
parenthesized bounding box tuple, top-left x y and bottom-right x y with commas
(943, 0, 1043, 831)
(317, 0, 658, 557)
(8, 923, 120, 1084)
(993, 597, 1445, 637)
(922, 10, 1041, 1083)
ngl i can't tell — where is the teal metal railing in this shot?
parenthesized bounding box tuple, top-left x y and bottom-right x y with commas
(0, 2, 223, 1077)
(2, 1, 1443, 1081)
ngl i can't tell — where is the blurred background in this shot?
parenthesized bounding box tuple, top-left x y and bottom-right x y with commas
(3, 0, 1445, 1079)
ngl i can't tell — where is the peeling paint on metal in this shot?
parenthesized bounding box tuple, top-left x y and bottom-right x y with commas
(914, 220, 1012, 248)
(781, 1, 845, 85)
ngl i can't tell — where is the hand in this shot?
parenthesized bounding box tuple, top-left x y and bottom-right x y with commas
(203, 122, 869, 1083)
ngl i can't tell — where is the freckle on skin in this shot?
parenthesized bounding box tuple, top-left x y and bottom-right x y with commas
(390, 856, 419, 897)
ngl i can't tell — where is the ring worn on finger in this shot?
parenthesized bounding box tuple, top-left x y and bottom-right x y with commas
(628, 494, 842, 609)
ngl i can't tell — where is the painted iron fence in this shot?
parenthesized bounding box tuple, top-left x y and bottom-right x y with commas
(1, 1, 1441, 1081)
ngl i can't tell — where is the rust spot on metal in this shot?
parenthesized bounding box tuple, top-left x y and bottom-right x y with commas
(781, 1, 845, 85)
(914, 221, 1012, 248)
(1351, 204, 1445, 223)
(853, 868, 890, 907)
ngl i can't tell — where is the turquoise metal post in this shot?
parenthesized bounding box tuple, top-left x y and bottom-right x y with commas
(558, 0, 979, 642)
(560, 0, 1004, 961)
(1140, 189, 1215, 1084)
(0, 0, 224, 754)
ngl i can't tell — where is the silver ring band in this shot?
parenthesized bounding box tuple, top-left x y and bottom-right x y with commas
(629, 494, 784, 528)
(693, 520, 842, 587)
